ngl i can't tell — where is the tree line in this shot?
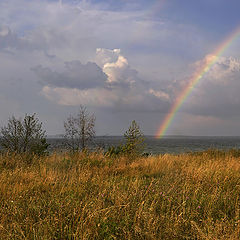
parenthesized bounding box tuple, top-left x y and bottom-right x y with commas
(0, 105, 145, 157)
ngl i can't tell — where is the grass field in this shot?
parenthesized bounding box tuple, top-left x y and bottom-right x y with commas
(0, 150, 239, 239)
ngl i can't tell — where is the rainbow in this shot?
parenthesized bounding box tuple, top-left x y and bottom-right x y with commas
(156, 27, 240, 138)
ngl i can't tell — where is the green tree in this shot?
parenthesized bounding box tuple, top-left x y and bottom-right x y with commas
(105, 120, 145, 158)
(0, 114, 49, 155)
(64, 105, 96, 152)
(123, 120, 145, 156)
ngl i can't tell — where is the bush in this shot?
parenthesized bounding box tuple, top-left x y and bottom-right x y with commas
(0, 113, 49, 155)
(105, 120, 145, 158)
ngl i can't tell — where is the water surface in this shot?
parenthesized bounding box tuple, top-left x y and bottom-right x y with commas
(47, 136, 240, 154)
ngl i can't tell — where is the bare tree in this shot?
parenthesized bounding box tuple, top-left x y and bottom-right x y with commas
(0, 114, 49, 155)
(64, 105, 96, 151)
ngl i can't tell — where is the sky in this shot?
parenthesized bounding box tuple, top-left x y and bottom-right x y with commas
(1, 0, 240, 136)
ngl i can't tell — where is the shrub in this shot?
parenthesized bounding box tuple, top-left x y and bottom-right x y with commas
(105, 120, 145, 158)
(0, 113, 49, 155)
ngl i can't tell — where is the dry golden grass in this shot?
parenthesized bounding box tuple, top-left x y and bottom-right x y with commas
(0, 150, 239, 239)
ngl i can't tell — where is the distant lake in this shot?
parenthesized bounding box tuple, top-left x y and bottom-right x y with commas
(47, 136, 240, 154)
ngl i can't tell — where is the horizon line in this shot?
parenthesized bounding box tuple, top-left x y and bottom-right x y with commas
(47, 134, 240, 138)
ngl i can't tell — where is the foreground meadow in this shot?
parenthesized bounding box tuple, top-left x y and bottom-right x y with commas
(0, 150, 240, 239)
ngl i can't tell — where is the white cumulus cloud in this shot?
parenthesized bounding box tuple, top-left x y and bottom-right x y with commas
(181, 55, 240, 117)
(37, 48, 171, 111)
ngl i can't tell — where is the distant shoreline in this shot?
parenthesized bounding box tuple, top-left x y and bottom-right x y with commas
(47, 135, 240, 138)
(46, 136, 240, 155)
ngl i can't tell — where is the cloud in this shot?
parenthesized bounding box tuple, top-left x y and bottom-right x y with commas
(38, 48, 170, 111)
(0, 0, 178, 129)
(0, 26, 24, 50)
(32, 61, 108, 89)
(148, 88, 170, 100)
(194, 54, 240, 83)
(182, 55, 240, 117)
(2, 0, 238, 135)
(95, 48, 121, 67)
(97, 48, 138, 88)
(41, 86, 118, 107)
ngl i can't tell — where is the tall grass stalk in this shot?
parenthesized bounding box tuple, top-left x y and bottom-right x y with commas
(0, 150, 239, 239)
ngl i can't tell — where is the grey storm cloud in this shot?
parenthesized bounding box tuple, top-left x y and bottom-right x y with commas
(32, 61, 108, 90)
(3, 0, 240, 136)
(39, 48, 171, 112)
(0, 26, 25, 50)
(180, 55, 240, 118)
(0, 25, 55, 54)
